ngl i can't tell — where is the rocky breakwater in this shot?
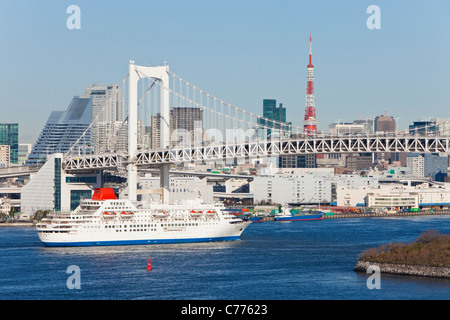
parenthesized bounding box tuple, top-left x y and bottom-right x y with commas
(354, 260, 450, 279)
(354, 230, 450, 279)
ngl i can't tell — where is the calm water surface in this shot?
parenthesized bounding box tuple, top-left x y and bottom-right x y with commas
(1, 215, 449, 300)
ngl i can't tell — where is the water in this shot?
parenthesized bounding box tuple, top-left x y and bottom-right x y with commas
(1, 216, 449, 300)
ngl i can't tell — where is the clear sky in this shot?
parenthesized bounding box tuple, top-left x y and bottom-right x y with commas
(1, 0, 450, 143)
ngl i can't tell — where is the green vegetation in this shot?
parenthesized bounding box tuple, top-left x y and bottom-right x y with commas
(358, 230, 450, 268)
(33, 209, 51, 221)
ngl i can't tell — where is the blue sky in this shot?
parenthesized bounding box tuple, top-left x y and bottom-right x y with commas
(1, 0, 450, 143)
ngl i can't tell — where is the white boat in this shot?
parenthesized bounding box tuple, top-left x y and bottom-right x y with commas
(36, 188, 251, 247)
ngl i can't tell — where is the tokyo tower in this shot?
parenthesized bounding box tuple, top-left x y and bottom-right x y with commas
(303, 34, 318, 136)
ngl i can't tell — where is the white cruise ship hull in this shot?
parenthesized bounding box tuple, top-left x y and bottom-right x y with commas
(36, 188, 251, 247)
(37, 220, 250, 247)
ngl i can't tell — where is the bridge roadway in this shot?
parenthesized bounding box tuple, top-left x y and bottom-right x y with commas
(0, 165, 41, 179)
(62, 134, 450, 171)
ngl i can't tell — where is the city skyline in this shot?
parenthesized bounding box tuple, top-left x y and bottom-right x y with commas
(1, 1, 450, 144)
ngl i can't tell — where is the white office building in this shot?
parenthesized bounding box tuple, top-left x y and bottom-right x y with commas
(138, 174, 213, 204)
(253, 175, 331, 205)
(21, 154, 101, 215)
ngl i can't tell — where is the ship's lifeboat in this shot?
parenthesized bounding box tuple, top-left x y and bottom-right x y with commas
(206, 210, 216, 216)
(120, 211, 134, 216)
(153, 210, 168, 218)
(103, 211, 117, 219)
(190, 210, 203, 217)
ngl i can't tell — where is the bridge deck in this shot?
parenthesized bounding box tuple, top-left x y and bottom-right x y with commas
(62, 135, 450, 171)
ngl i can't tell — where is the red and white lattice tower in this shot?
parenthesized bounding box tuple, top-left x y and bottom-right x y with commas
(303, 34, 318, 136)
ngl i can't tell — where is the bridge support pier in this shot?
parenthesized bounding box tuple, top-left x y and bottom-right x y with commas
(160, 164, 170, 204)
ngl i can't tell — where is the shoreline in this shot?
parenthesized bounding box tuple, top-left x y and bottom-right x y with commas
(324, 210, 450, 219)
(354, 260, 450, 279)
(0, 222, 35, 227)
(1, 211, 450, 227)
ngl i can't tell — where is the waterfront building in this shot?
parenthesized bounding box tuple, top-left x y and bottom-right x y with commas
(366, 193, 419, 209)
(0, 196, 11, 216)
(21, 154, 101, 215)
(0, 123, 19, 165)
(334, 174, 450, 209)
(334, 174, 379, 189)
(253, 175, 331, 206)
(0, 185, 21, 213)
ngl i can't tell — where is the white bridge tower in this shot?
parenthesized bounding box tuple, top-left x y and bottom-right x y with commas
(128, 61, 170, 204)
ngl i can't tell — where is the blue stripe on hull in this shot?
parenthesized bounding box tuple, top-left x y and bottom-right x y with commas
(41, 236, 241, 247)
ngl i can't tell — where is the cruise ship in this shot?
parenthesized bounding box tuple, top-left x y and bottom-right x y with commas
(36, 188, 251, 247)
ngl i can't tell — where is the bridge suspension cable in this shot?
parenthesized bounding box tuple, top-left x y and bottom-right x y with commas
(167, 70, 303, 135)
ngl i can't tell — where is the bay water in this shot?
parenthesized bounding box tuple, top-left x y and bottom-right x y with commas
(1, 215, 449, 300)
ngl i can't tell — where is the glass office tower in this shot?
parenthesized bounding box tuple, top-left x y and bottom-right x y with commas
(0, 123, 19, 164)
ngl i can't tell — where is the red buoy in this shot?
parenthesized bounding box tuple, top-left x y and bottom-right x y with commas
(146, 256, 152, 271)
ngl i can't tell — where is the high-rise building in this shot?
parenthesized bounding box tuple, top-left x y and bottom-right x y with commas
(96, 121, 128, 153)
(374, 112, 400, 165)
(329, 123, 365, 135)
(83, 84, 125, 123)
(18, 144, 32, 165)
(83, 84, 125, 152)
(151, 113, 162, 150)
(0, 123, 19, 165)
(258, 99, 292, 138)
(278, 154, 317, 169)
(408, 120, 438, 135)
(432, 118, 450, 136)
(26, 97, 92, 165)
(26, 84, 125, 165)
(170, 107, 203, 147)
(258, 99, 306, 168)
(407, 153, 448, 181)
(0, 145, 10, 167)
(374, 112, 396, 132)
